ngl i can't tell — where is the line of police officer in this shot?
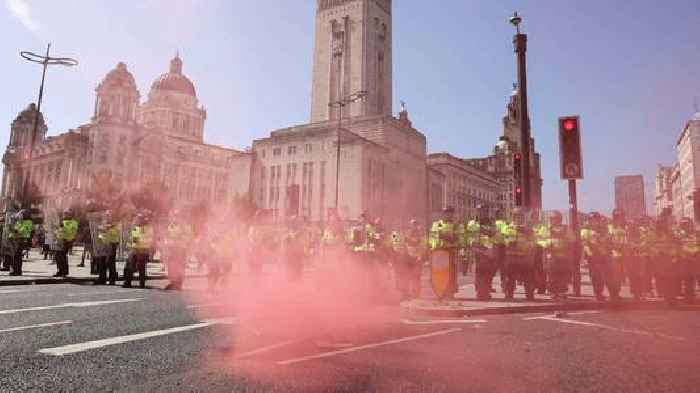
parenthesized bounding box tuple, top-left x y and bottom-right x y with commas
(428, 205, 698, 303)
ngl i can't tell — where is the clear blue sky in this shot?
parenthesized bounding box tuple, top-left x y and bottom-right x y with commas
(1, 0, 699, 214)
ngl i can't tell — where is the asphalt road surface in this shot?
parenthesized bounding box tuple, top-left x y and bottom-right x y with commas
(1, 281, 700, 393)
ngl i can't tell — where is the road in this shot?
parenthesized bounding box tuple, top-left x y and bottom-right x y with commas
(1, 281, 699, 393)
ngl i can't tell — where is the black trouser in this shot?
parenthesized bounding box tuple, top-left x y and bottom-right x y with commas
(94, 256, 106, 283)
(0, 254, 10, 270)
(124, 252, 148, 288)
(12, 248, 24, 275)
(548, 256, 571, 296)
(42, 244, 51, 259)
(681, 257, 697, 302)
(504, 256, 535, 300)
(55, 241, 73, 276)
(624, 255, 644, 299)
(588, 255, 606, 299)
(607, 256, 624, 299)
(475, 255, 495, 300)
(96, 245, 118, 284)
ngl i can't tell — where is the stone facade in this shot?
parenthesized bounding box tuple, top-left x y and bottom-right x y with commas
(655, 164, 674, 217)
(427, 153, 500, 221)
(252, 0, 426, 229)
(674, 113, 700, 220)
(311, 0, 392, 123)
(1, 57, 251, 213)
(614, 175, 646, 220)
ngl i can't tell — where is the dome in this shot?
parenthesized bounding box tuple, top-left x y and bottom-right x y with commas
(691, 112, 700, 121)
(98, 62, 138, 92)
(150, 55, 196, 97)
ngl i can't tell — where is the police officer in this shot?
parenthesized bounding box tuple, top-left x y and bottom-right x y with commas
(428, 207, 458, 299)
(123, 212, 154, 288)
(54, 209, 79, 277)
(607, 209, 628, 301)
(472, 206, 496, 300)
(502, 208, 536, 300)
(541, 211, 573, 299)
(282, 215, 305, 282)
(653, 215, 681, 304)
(96, 210, 120, 285)
(10, 209, 33, 276)
(677, 218, 698, 304)
(164, 209, 193, 290)
(581, 212, 611, 301)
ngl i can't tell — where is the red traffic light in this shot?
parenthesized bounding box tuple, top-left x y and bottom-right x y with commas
(513, 153, 522, 160)
(515, 187, 522, 193)
(562, 118, 577, 132)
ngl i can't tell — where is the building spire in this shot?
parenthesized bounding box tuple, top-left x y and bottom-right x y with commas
(170, 53, 183, 74)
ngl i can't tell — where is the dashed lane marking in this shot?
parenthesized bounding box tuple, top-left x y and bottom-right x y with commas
(0, 288, 39, 294)
(530, 316, 687, 342)
(276, 328, 463, 366)
(187, 302, 226, 310)
(0, 298, 143, 315)
(0, 320, 72, 333)
(523, 310, 601, 320)
(401, 319, 488, 325)
(38, 318, 236, 356)
(234, 340, 299, 360)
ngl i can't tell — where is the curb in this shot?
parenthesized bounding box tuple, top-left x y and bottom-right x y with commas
(402, 299, 693, 318)
(0, 275, 172, 286)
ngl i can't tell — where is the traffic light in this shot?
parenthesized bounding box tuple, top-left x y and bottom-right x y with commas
(558, 116, 583, 179)
(514, 186, 523, 207)
(513, 152, 523, 207)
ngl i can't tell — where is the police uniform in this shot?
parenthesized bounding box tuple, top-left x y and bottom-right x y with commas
(429, 214, 458, 298)
(502, 222, 536, 300)
(96, 217, 121, 285)
(164, 219, 193, 290)
(281, 218, 305, 282)
(10, 211, 33, 276)
(677, 221, 698, 303)
(55, 213, 79, 277)
(123, 216, 154, 288)
(581, 218, 610, 301)
(540, 218, 573, 299)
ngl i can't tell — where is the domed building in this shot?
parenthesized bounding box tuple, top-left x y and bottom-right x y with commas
(1, 56, 251, 214)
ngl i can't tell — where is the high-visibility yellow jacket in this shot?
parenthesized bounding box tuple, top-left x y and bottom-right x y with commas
(129, 225, 154, 251)
(429, 220, 456, 250)
(57, 219, 79, 242)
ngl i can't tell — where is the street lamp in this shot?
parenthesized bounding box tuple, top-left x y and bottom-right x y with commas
(19, 43, 78, 207)
(508, 11, 532, 211)
(328, 90, 367, 215)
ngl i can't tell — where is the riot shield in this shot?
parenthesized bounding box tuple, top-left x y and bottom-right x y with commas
(430, 248, 456, 300)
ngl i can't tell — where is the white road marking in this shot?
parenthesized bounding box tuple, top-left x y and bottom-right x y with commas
(38, 318, 236, 356)
(67, 289, 141, 297)
(0, 320, 72, 333)
(401, 319, 488, 325)
(276, 328, 462, 366)
(0, 288, 38, 294)
(0, 298, 143, 315)
(523, 310, 601, 321)
(234, 340, 299, 359)
(532, 316, 687, 342)
(186, 302, 226, 310)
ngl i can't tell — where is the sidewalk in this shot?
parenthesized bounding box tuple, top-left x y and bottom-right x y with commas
(401, 267, 681, 318)
(0, 248, 200, 286)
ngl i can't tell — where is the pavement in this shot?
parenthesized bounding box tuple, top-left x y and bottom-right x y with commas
(402, 269, 679, 318)
(1, 281, 699, 392)
(2, 251, 693, 319)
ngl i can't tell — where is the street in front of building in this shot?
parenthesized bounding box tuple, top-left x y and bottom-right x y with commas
(1, 282, 699, 393)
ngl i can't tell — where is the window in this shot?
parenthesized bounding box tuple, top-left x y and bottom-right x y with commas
(305, 144, 313, 154)
(288, 145, 297, 155)
(261, 149, 266, 158)
(273, 148, 282, 157)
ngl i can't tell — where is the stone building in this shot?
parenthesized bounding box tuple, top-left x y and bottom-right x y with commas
(462, 87, 543, 220)
(674, 112, 700, 220)
(1, 56, 251, 214)
(251, 0, 427, 228)
(614, 175, 646, 220)
(426, 153, 500, 221)
(655, 164, 674, 217)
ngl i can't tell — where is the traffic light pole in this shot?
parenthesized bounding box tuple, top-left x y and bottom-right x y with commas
(510, 13, 531, 211)
(568, 179, 582, 296)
